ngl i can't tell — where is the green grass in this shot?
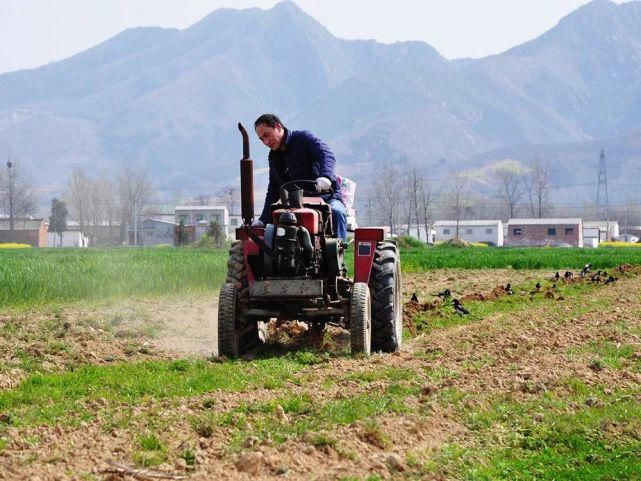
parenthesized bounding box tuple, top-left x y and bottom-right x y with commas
(0, 247, 228, 307)
(441, 388, 641, 480)
(0, 356, 307, 427)
(401, 246, 641, 271)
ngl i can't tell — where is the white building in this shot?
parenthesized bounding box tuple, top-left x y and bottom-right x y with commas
(47, 222, 89, 248)
(406, 225, 436, 244)
(175, 205, 229, 238)
(433, 220, 504, 246)
(583, 221, 619, 247)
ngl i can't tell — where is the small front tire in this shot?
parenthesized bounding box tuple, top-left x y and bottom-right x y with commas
(350, 282, 372, 355)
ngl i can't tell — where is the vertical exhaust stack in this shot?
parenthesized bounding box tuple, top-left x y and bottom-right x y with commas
(238, 123, 254, 226)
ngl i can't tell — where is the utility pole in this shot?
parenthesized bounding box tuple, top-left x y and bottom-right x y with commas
(133, 199, 138, 246)
(6, 159, 15, 237)
(596, 149, 610, 238)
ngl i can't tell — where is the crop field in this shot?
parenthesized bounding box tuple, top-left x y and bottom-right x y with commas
(1, 246, 640, 480)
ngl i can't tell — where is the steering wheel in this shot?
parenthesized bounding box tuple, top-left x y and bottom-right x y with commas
(280, 179, 334, 197)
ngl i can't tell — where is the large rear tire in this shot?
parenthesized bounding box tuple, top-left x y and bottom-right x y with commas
(369, 242, 402, 352)
(350, 282, 371, 355)
(218, 241, 259, 358)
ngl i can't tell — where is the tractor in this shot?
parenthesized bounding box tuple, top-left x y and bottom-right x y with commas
(217, 123, 402, 358)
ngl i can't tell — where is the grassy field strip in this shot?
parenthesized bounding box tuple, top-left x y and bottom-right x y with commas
(2, 246, 641, 307)
(0, 248, 228, 307)
(406, 273, 641, 479)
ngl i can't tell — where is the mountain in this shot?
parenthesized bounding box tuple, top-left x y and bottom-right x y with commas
(0, 0, 640, 206)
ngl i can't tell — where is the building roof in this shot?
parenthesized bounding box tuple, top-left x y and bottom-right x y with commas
(507, 218, 582, 225)
(583, 221, 619, 229)
(0, 218, 47, 230)
(175, 205, 228, 211)
(434, 220, 503, 227)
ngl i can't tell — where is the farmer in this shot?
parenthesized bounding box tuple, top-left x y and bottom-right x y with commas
(252, 113, 347, 240)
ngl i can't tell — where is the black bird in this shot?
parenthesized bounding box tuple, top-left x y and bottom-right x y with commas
(603, 275, 618, 285)
(554, 271, 561, 280)
(452, 299, 470, 316)
(580, 263, 592, 278)
(452, 299, 481, 320)
(564, 271, 574, 279)
(433, 288, 451, 299)
(410, 293, 419, 303)
(535, 282, 541, 291)
(505, 283, 514, 295)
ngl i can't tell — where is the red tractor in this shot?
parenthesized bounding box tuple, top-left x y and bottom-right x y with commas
(218, 124, 402, 358)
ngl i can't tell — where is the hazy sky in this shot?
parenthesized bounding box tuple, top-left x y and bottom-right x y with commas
(0, 0, 628, 74)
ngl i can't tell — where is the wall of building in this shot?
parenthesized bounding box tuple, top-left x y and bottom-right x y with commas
(507, 223, 582, 247)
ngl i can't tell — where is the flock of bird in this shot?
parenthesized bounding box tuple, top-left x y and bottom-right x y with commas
(409, 263, 626, 320)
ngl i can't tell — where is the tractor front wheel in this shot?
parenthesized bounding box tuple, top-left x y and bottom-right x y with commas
(217, 241, 260, 358)
(350, 282, 371, 355)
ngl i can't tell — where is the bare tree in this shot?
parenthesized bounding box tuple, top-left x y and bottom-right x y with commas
(373, 161, 403, 235)
(117, 167, 154, 245)
(445, 174, 473, 237)
(405, 163, 423, 239)
(494, 162, 524, 219)
(523, 157, 551, 218)
(221, 185, 238, 216)
(0, 158, 38, 237)
(66, 169, 92, 236)
(418, 178, 435, 242)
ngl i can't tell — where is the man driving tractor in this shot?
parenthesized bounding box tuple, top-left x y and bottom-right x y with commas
(252, 113, 347, 240)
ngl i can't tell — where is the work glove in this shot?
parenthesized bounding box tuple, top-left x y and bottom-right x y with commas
(315, 177, 332, 192)
(251, 219, 265, 228)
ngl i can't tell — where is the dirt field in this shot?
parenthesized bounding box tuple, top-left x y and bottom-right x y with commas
(1, 268, 640, 480)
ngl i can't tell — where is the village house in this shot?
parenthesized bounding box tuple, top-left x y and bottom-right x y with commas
(175, 205, 229, 240)
(583, 220, 619, 247)
(47, 221, 89, 248)
(506, 218, 583, 247)
(0, 218, 48, 247)
(433, 220, 504, 246)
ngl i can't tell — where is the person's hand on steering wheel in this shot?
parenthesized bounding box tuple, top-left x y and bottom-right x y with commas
(315, 177, 331, 192)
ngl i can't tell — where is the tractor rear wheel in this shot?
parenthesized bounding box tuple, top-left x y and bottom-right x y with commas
(350, 282, 371, 355)
(217, 241, 259, 358)
(369, 242, 402, 352)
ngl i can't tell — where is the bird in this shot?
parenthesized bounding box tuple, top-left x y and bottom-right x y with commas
(504, 283, 514, 295)
(433, 288, 451, 299)
(564, 271, 574, 279)
(452, 299, 481, 320)
(535, 282, 541, 291)
(452, 299, 470, 316)
(580, 263, 592, 278)
(554, 271, 561, 280)
(410, 293, 419, 303)
(603, 275, 618, 285)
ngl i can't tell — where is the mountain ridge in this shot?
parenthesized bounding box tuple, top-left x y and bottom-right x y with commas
(0, 0, 639, 207)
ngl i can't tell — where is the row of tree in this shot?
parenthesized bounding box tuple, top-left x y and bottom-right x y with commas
(367, 157, 553, 238)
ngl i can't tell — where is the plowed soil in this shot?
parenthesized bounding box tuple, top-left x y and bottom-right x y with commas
(1, 267, 640, 480)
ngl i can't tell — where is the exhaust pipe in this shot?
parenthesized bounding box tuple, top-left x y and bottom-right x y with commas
(238, 123, 254, 225)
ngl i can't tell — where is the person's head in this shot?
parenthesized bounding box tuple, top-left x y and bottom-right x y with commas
(254, 113, 285, 151)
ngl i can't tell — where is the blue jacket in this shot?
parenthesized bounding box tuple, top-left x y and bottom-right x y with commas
(259, 128, 343, 224)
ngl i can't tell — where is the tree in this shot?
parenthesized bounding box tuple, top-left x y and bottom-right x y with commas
(494, 162, 524, 219)
(405, 163, 422, 238)
(117, 167, 154, 245)
(373, 161, 403, 235)
(207, 220, 224, 246)
(0, 158, 37, 238)
(445, 174, 474, 237)
(523, 157, 551, 218)
(48, 198, 68, 247)
(66, 169, 92, 239)
(418, 177, 435, 242)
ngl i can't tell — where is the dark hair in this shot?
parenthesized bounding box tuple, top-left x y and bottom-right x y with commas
(254, 113, 284, 129)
